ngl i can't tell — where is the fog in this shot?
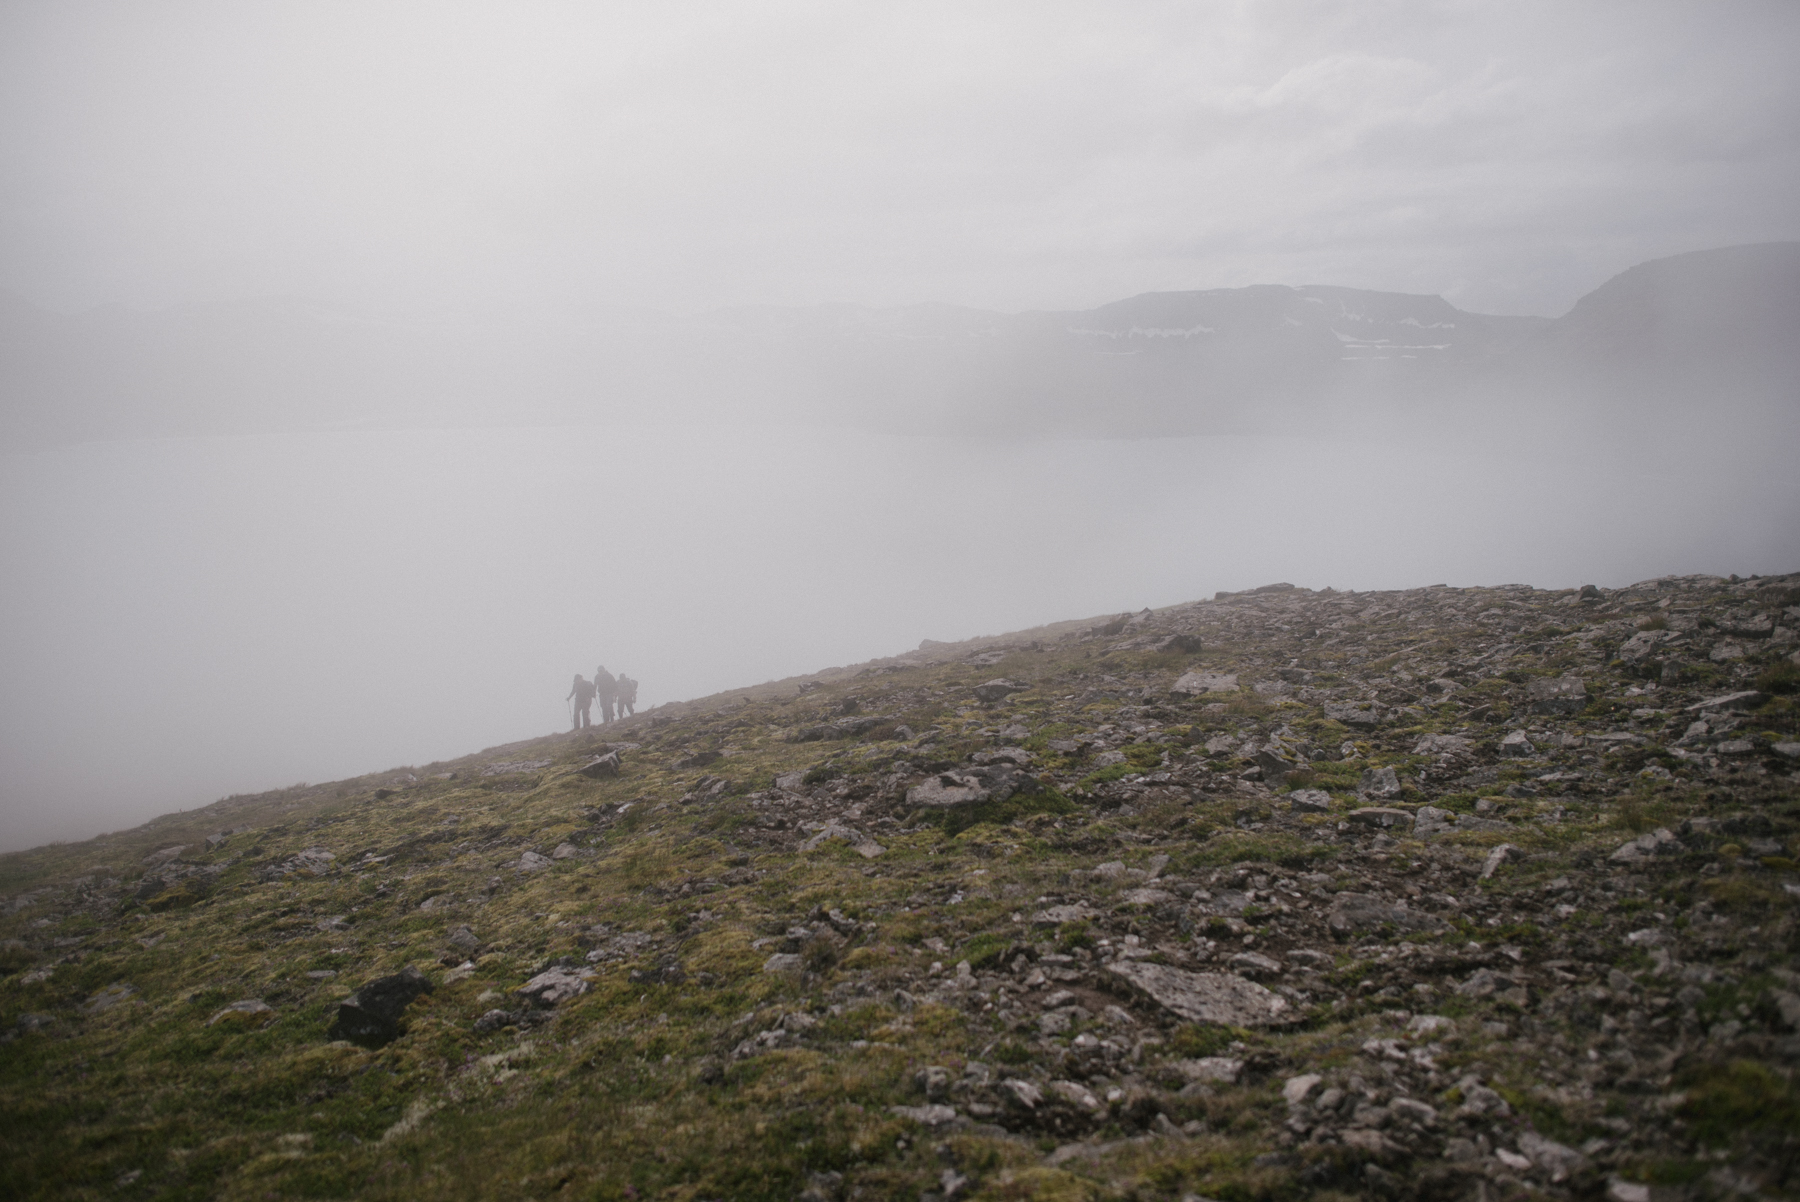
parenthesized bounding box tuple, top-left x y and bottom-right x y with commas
(4, 416, 1796, 851)
(3, 3, 1799, 851)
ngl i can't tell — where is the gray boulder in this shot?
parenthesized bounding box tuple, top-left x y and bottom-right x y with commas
(516, 966, 592, 1007)
(1324, 701, 1384, 729)
(973, 679, 1026, 703)
(1610, 827, 1681, 863)
(1106, 961, 1291, 1027)
(577, 752, 622, 778)
(905, 764, 1040, 807)
(1326, 894, 1447, 938)
(1255, 746, 1300, 784)
(1287, 788, 1331, 813)
(1172, 671, 1238, 696)
(1498, 730, 1536, 758)
(971, 746, 1036, 766)
(1525, 675, 1588, 714)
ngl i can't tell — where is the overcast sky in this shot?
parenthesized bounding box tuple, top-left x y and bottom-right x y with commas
(3, 0, 1798, 321)
(3, 3, 1799, 854)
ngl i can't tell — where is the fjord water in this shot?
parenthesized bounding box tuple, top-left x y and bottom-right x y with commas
(2, 416, 1795, 851)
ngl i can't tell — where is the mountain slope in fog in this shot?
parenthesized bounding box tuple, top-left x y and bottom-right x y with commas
(2, 243, 1796, 444)
(3, 572, 1798, 1198)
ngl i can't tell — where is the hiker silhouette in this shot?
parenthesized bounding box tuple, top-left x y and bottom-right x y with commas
(566, 674, 595, 730)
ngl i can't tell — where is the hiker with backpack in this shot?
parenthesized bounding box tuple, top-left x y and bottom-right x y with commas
(593, 666, 618, 724)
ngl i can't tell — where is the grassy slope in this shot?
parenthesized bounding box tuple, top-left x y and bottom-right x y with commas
(3, 580, 1798, 1202)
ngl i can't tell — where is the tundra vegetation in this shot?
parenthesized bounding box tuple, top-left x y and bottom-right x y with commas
(4, 573, 1799, 1201)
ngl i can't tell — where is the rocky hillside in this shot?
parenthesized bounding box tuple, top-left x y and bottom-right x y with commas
(4, 573, 1799, 1201)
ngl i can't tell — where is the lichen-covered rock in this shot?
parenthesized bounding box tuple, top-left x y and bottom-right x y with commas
(207, 999, 274, 1027)
(972, 679, 1026, 703)
(1172, 671, 1237, 696)
(1324, 700, 1385, 728)
(577, 752, 621, 778)
(1610, 827, 1681, 863)
(1106, 962, 1290, 1026)
(516, 966, 592, 1007)
(1525, 675, 1589, 713)
(1326, 893, 1447, 938)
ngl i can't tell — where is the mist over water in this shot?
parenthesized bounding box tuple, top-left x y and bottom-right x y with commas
(3, 417, 1795, 851)
(3, 3, 1798, 851)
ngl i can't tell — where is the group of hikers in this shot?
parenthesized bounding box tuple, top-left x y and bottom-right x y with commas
(566, 666, 638, 729)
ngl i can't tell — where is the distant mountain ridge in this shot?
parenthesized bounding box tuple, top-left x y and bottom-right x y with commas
(3, 243, 1796, 444)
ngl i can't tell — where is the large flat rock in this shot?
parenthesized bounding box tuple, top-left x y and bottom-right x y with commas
(1105, 961, 1291, 1027)
(1172, 671, 1238, 696)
